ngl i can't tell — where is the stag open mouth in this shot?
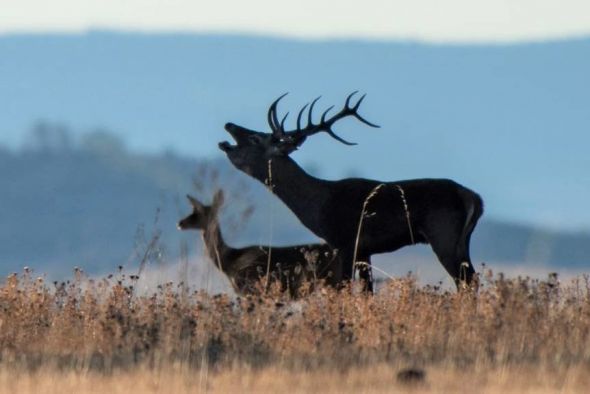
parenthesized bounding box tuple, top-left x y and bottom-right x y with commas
(219, 123, 239, 151)
(218, 141, 235, 152)
(220, 122, 258, 151)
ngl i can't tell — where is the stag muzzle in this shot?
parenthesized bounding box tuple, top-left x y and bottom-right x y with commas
(219, 123, 256, 151)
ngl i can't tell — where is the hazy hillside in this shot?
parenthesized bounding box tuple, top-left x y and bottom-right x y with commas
(0, 126, 345, 277)
(1, 32, 589, 230)
(1, 128, 588, 280)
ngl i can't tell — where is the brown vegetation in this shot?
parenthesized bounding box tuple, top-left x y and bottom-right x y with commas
(0, 267, 589, 392)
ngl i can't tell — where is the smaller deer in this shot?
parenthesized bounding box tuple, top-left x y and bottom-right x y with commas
(177, 190, 339, 296)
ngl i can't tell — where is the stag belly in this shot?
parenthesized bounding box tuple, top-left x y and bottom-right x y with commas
(320, 186, 429, 256)
(356, 218, 428, 256)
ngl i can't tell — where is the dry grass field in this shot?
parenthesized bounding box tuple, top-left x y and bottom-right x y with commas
(1, 267, 589, 393)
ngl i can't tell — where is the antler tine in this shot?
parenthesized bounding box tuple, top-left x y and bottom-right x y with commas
(307, 96, 321, 128)
(352, 112, 380, 128)
(296, 103, 309, 130)
(320, 105, 335, 124)
(268, 93, 288, 136)
(350, 93, 380, 128)
(267, 99, 277, 129)
(352, 93, 365, 111)
(267, 102, 278, 132)
(324, 129, 357, 146)
(280, 112, 289, 132)
(344, 91, 359, 109)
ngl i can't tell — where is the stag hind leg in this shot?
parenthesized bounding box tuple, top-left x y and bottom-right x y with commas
(427, 212, 477, 289)
(453, 200, 482, 288)
(429, 235, 475, 289)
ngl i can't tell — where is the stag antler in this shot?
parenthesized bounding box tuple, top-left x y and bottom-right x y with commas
(267, 91, 379, 146)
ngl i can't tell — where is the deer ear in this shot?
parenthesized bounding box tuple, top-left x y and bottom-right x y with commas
(187, 194, 204, 211)
(212, 189, 225, 208)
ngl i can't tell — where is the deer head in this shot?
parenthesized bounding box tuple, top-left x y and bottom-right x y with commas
(219, 92, 379, 177)
(177, 190, 225, 231)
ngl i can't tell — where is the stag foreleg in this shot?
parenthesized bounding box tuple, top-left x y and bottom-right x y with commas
(343, 249, 374, 294)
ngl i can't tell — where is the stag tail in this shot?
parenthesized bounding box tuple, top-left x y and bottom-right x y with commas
(457, 189, 484, 260)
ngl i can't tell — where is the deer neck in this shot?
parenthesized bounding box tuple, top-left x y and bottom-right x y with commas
(201, 222, 232, 272)
(265, 157, 331, 233)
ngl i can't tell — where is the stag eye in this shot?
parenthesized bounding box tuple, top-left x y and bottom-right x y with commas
(248, 135, 263, 144)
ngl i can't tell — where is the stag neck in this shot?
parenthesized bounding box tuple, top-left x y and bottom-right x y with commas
(265, 156, 332, 232)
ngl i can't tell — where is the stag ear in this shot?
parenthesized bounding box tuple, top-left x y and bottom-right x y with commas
(271, 142, 298, 156)
(212, 189, 225, 209)
(187, 194, 205, 211)
(270, 132, 307, 156)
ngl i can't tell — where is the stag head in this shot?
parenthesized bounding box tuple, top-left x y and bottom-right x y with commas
(219, 92, 379, 175)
